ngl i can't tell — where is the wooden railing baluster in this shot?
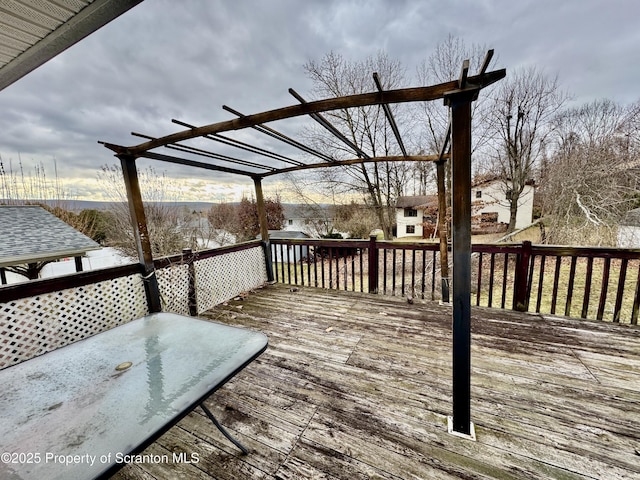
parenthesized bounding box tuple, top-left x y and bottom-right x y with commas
(551, 256, 562, 315)
(565, 256, 577, 317)
(261, 238, 640, 324)
(613, 259, 627, 323)
(582, 257, 594, 319)
(597, 257, 611, 321)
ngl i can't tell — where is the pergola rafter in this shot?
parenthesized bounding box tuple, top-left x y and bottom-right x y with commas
(373, 72, 408, 157)
(171, 119, 302, 167)
(221, 105, 334, 164)
(101, 54, 506, 439)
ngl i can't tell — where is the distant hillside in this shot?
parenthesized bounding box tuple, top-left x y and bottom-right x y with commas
(1, 200, 339, 214)
(0, 199, 222, 212)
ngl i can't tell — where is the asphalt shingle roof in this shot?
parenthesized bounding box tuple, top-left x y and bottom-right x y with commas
(0, 205, 100, 268)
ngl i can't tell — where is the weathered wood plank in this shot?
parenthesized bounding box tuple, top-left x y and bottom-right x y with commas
(116, 284, 640, 480)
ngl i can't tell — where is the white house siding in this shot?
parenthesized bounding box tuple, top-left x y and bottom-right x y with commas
(283, 217, 308, 233)
(471, 181, 534, 230)
(396, 208, 424, 239)
(617, 226, 640, 248)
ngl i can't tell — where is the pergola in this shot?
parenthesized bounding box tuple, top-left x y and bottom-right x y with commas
(101, 52, 505, 438)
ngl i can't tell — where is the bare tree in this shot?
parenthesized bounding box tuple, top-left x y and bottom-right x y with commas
(487, 67, 567, 232)
(540, 98, 640, 245)
(97, 164, 185, 259)
(415, 35, 497, 194)
(301, 51, 413, 239)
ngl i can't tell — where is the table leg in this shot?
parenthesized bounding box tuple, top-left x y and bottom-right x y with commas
(199, 403, 249, 455)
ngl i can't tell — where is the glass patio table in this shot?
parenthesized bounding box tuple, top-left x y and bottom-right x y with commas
(0, 312, 268, 480)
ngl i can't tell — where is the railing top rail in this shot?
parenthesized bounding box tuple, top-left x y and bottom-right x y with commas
(1, 241, 266, 304)
(0, 264, 142, 303)
(269, 237, 442, 251)
(529, 244, 640, 259)
(155, 240, 264, 268)
(270, 238, 370, 248)
(270, 237, 640, 259)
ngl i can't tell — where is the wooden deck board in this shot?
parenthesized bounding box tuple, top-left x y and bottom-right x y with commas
(112, 284, 640, 480)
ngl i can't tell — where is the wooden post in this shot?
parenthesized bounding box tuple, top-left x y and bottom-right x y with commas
(368, 235, 379, 294)
(436, 159, 450, 303)
(0, 268, 6, 285)
(74, 256, 83, 273)
(183, 248, 198, 316)
(513, 241, 532, 312)
(445, 89, 476, 438)
(254, 177, 274, 282)
(119, 154, 162, 313)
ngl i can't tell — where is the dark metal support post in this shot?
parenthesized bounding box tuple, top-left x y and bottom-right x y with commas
(74, 256, 83, 272)
(0, 268, 6, 285)
(119, 155, 162, 313)
(368, 235, 379, 294)
(445, 91, 476, 438)
(514, 241, 532, 311)
(254, 177, 274, 282)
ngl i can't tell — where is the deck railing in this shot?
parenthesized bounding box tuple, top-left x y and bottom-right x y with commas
(270, 238, 640, 324)
(0, 241, 268, 368)
(3, 236, 639, 369)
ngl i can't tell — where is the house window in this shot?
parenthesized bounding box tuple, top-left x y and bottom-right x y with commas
(406, 225, 415, 234)
(288, 219, 293, 225)
(505, 189, 513, 201)
(404, 208, 418, 217)
(476, 190, 482, 198)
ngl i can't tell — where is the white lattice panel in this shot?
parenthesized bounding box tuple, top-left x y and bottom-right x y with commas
(0, 275, 148, 369)
(195, 246, 268, 314)
(156, 264, 190, 316)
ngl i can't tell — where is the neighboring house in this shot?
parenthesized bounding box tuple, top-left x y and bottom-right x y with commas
(0, 205, 101, 283)
(395, 178, 535, 239)
(282, 204, 310, 232)
(396, 195, 438, 239)
(618, 208, 640, 248)
(179, 215, 236, 248)
(260, 230, 312, 263)
(471, 177, 534, 231)
(282, 204, 334, 237)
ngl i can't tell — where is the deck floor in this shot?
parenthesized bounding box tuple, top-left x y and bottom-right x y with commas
(113, 284, 640, 479)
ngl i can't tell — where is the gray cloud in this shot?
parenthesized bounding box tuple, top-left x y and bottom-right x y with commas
(1, 0, 639, 200)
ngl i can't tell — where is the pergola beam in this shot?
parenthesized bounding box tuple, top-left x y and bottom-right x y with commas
(259, 154, 445, 178)
(102, 68, 505, 157)
(136, 150, 259, 178)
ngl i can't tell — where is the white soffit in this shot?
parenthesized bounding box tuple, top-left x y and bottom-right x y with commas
(0, 0, 143, 91)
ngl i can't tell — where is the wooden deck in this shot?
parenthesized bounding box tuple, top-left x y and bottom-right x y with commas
(112, 284, 640, 480)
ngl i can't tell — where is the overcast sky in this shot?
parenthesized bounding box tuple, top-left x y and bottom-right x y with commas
(1, 0, 639, 202)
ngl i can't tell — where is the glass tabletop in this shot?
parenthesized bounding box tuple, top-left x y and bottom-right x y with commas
(0, 312, 268, 480)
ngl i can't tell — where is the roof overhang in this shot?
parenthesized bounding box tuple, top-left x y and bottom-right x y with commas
(0, 0, 144, 92)
(0, 247, 101, 269)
